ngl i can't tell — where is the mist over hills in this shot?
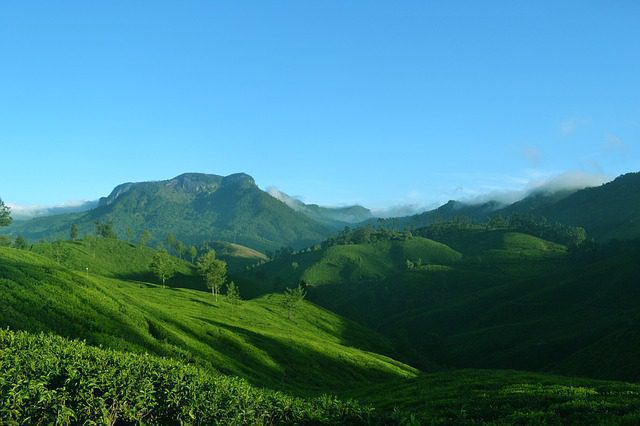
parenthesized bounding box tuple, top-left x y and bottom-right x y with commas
(383, 172, 640, 242)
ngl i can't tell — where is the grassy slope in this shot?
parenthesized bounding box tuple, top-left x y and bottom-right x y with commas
(208, 240, 268, 273)
(0, 244, 417, 395)
(238, 236, 462, 297)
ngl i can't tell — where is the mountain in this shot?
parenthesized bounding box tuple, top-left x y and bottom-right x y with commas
(267, 187, 373, 225)
(2, 173, 352, 252)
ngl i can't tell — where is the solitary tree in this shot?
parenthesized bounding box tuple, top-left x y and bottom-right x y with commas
(226, 281, 241, 307)
(282, 283, 306, 320)
(70, 224, 79, 240)
(0, 198, 11, 227)
(52, 240, 70, 264)
(197, 249, 227, 301)
(13, 236, 28, 250)
(149, 248, 175, 288)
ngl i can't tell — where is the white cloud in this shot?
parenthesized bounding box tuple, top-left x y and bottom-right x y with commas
(522, 147, 543, 164)
(559, 117, 586, 136)
(604, 133, 630, 153)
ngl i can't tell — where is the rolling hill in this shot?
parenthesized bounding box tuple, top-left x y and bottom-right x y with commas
(239, 227, 640, 382)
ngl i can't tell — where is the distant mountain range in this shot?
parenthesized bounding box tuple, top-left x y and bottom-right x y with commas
(3, 171, 639, 251)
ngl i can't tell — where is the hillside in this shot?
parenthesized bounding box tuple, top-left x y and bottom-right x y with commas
(527, 172, 640, 241)
(0, 244, 417, 394)
(240, 228, 640, 381)
(1, 173, 347, 252)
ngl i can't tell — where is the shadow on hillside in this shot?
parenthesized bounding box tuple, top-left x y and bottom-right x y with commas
(204, 318, 413, 394)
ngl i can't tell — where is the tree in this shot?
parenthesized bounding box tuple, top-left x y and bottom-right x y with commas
(197, 250, 227, 301)
(13, 236, 28, 250)
(138, 230, 151, 247)
(226, 281, 241, 306)
(282, 284, 306, 320)
(149, 248, 175, 288)
(0, 198, 11, 227)
(95, 220, 117, 239)
(70, 224, 79, 240)
(52, 240, 70, 264)
(189, 246, 198, 264)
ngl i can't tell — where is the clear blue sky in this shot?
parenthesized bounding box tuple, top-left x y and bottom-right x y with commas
(1, 1, 639, 212)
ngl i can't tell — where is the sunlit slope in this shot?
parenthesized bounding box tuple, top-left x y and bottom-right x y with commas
(30, 238, 200, 286)
(239, 236, 462, 297)
(0, 246, 417, 394)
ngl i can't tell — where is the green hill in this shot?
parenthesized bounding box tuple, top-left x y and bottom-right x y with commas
(0, 244, 417, 394)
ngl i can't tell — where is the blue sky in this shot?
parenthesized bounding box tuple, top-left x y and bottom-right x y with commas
(1, 1, 638, 213)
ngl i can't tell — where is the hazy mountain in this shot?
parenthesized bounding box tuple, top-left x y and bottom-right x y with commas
(267, 187, 372, 225)
(517, 172, 640, 241)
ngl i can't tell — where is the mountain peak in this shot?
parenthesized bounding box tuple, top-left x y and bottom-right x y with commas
(221, 173, 257, 188)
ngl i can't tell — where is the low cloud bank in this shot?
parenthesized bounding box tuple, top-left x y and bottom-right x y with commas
(461, 171, 612, 206)
(8, 200, 97, 220)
